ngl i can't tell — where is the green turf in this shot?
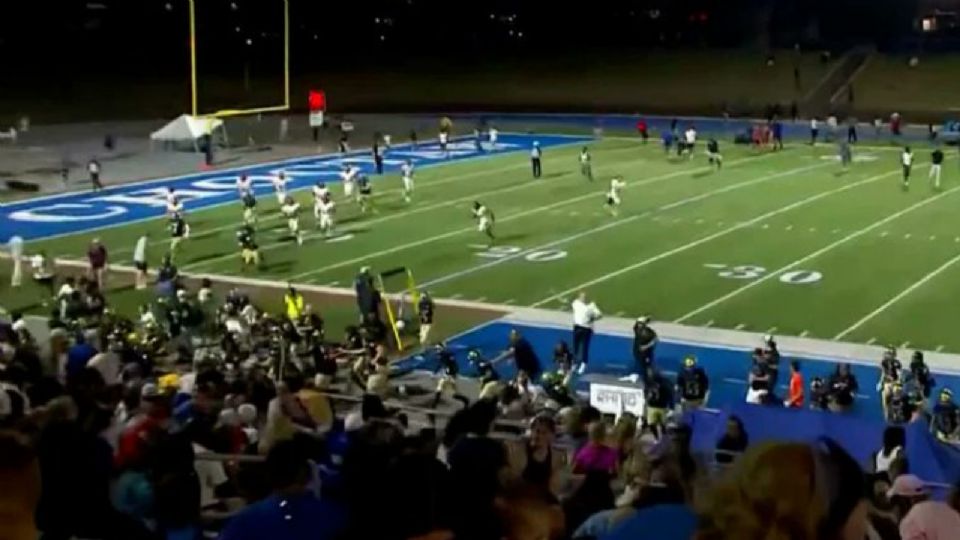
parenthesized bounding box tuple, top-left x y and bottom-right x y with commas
(7, 136, 960, 352)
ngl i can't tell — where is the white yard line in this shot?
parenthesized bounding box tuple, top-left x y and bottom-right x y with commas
(833, 251, 960, 339)
(418, 163, 829, 289)
(273, 152, 787, 281)
(530, 169, 892, 308)
(676, 177, 958, 324)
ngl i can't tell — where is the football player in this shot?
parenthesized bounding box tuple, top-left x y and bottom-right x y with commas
(236, 224, 261, 269)
(340, 164, 358, 200)
(676, 355, 710, 411)
(418, 290, 435, 345)
(472, 201, 495, 243)
(236, 174, 252, 197)
(401, 159, 415, 202)
(579, 146, 593, 181)
(312, 181, 330, 223)
(281, 196, 303, 246)
(357, 173, 374, 214)
(902, 146, 914, 190)
(168, 211, 190, 257)
(165, 187, 183, 216)
(272, 171, 288, 205)
(241, 189, 257, 225)
(316, 193, 336, 238)
(706, 138, 723, 169)
(877, 345, 902, 419)
(604, 176, 626, 216)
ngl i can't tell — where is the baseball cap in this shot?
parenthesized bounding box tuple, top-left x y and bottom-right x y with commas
(887, 474, 930, 498)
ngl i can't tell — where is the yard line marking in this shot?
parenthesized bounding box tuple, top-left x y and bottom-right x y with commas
(785, 225, 794, 231)
(417, 162, 832, 289)
(955, 237, 960, 243)
(930, 235, 937, 241)
(326, 281, 340, 286)
(475, 296, 487, 302)
(799, 330, 810, 337)
(834, 250, 960, 339)
(766, 326, 778, 334)
(901, 341, 911, 349)
(503, 298, 516, 305)
(866, 337, 877, 345)
(676, 177, 957, 323)
(703, 263, 727, 269)
(704, 320, 714, 327)
(195, 151, 787, 275)
(734, 323, 747, 330)
(937, 345, 946, 352)
(614, 310, 626, 317)
(904, 233, 912, 240)
(809, 227, 817, 232)
(530, 168, 889, 308)
(881, 231, 890, 237)
(569, 211, 580, 217)
(695, 218, 705, 224)
(449, 293, 463, 299)
(761, 224, 770, 229)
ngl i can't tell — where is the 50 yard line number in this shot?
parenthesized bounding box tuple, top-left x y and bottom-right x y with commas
(475, 245, 568, 263)
(706, 263, 823, 284)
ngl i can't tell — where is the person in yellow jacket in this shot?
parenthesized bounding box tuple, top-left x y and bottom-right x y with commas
(284, 285, 305, 320)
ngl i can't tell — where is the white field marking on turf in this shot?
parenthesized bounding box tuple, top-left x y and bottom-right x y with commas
(937, 345, 946, 352)
(766, 326, 778, 334)
(290, 155, 824, 287)
(809, 227, 817, 232)
(503, 298, 516, 305)
(734, 323, 747, 330)
(530, 168, 889, 308)
(799, 330, 811, 338)
(449, 293, 463, 299)
(901, 341, 911, 349)
(866, 337, 878, 345)
(418, 162, 832, 290)
(904, 233, 912, 240)
(761, 224, 770, 229)
(614, 311, 626, 317)
(704, 320, 715, 327)
(475, 296, 487, 302)
(703, 263, 727, 269)
(326, 234, 354, 243)
(881, 231, 890, 237)
(695, 218, 704, 224)
(676, 178, 959, 324)
(326, 281, 340, 286)
(931, 235, 937, 241)
(833, 251, 960, 340)
(786, 225, 793, 231)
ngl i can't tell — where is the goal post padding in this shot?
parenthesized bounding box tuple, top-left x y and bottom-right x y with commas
(376, 266, 420, 351)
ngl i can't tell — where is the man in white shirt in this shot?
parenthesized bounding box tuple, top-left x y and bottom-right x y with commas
(531, 141, 542, 178)
(400, 160, 415, 202)
(439, 131, 450, 157)
(810, 117, 819, 145)
(571, 291, 602, 373)
(88, 158, 103, 191)
(7, 235, 23, 287)
(340, 165, 358, 200)
(272, 171, 288, 205)
(902, 146, 914, 190)
(133, 234, 149, 290)
(489, 127, 499, 149)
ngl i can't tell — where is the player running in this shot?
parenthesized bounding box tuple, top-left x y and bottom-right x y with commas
(357, 173, 375, 214)
(340, 164, 358, 201)
(272, 171, 288, 204)
(316, 192, 336, 238)
(604, 176, 626, 216)
(241, 190, 258, 225)
(931, 147, 944, 190)
(165, 187, 183, 216)
(439, 130, 450, 157)
(579, 146, 593, 181)
(312, 181, 330, 223)
(472, 201, 495, 244)
(236, 224, 261, 269)
(168, 212, 190, 258)
(401, 159, 415, 202)
(281, 196, 303, 246)
(488, 126, 499, 150)
(901, 146, 914, 190)
(706, 138, 723, 169)
(236, 174, 252, 197)
(682, 126, 697, 159)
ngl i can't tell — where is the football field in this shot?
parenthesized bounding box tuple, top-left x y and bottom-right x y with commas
(10, 135, 960, 352)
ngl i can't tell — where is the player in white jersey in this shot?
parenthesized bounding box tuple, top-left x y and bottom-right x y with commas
(316, 194, 336, 237)
(340, 164, 358, 200)
(472, 201, 495, 244)
(280, 196, 303, 245)
(165, 187, 183, 216)
(312, 181, 330, 223)
(902, 146, 914, 190)
(272, 171, 289, 204)
(488, 127, 499, 150)
(401, 160, 415, 202)
(683, 127, 697, 159)
(439, 131, 450, 157)
(236, 174, 252, 197)
(604, 177, 626, 216)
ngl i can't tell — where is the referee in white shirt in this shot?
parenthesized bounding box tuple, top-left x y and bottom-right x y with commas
(571, 291, 602, 373)
(8, 235, 23, 287)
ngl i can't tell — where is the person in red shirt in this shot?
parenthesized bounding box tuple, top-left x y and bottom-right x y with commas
(87, 238, 108, 290)
(786, 360, 805, 408)
(636, 119, 649, 144)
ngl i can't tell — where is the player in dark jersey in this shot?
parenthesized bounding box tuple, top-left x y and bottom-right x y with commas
(933, 388, 960, 442)
(878, 346, 902, 418)
(236, 224, 260, 269)
(676, 355, 710, 411)
(418, 291, 435, 345)
(357, 174, 374, 214)
(468, 348, 500, 391)
(884, 382, 912, 424)
(907, 350, 935, 401)
(809, 376, 829, 410)
(168, 212, 189, 258)
(706, 139, 722, 169)
(241, 190, 257, 225)
(430, 342, 469, 410)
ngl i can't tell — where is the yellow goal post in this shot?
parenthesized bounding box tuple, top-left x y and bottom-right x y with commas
(376, 266, 421, 351)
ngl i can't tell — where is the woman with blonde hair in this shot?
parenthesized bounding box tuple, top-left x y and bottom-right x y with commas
(695, 438, 868, 540)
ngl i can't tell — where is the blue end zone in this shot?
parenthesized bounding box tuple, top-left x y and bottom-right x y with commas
(399, 320, 960, 423)
(0, 133, 589, 243)
(399, 319, 960, 484)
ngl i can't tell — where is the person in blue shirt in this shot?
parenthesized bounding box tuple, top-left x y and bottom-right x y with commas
(661, 130, 674, 155)
(771, 120, 784, 150)
(220, 440, 346, 540)
(66, 332, 98, 379)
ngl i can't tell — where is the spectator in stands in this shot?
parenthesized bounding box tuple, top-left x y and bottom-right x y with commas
(864, 473, 900, 540)
(872, 426, 905, 478)
(888, 473, 960, 539)
(695, 439, 868, 540)
(220, 439, 346, 540)
(828, 363, 859, 413)
(573, 421, 618, 476)
(714, 415, 749, 465)
(611, 412, 638, 462)
(507, 413, 564, 500)
(594, 456, 692, 540)
(0, 431, 41, 540)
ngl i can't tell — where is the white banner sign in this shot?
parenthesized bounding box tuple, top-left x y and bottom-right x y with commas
(589, 382, 645, 418)
(309, 111, 325, 127)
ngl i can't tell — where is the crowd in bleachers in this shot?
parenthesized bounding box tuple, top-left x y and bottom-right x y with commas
(5, 269, 960, 540)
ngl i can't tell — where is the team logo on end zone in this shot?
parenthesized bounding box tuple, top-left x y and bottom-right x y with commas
(820, 154, 878, 162)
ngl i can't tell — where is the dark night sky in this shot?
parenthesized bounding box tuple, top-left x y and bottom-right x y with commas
(0, 0, 925, 83)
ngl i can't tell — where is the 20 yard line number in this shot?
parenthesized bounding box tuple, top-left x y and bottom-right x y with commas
(475, 245, 568, 263)
(706, 264, 823, 284)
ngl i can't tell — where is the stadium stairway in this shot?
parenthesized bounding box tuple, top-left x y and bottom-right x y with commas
(803, 45, 874, 118)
